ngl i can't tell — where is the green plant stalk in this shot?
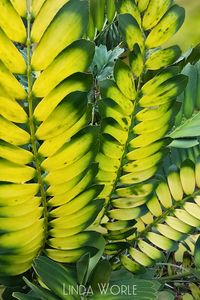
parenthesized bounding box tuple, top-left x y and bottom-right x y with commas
(26, 10, 48, 255)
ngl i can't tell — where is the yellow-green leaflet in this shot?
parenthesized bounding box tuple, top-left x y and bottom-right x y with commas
(118, 14, 144, 53)
(0, 208, 43, 232)
(41, 126, 99, 171)
(96, 152, 120, 172)
(143, 0, 173, 30)
(180, 159, 195, 195)
(119, 162, 163, 184)
(115, 180, 159, 198)
(135, 101, 174, 122)
(31, 0, 46, 17)
(137, 240, 164, 261)
(34, 72, 93, 121)
(36, 91, 88, 140)
(0, 219, 44, 253)
(31, 0, 70, 40)
(145, 5, 185, 49)
(0, 84, 28, 123)
(0, 197, 42, 217)
(31, 0, 89, 70)
(32, 40, 95, 96)
(145, 46, 181, 70)
(10, 0, 27, 17)
(49, 186, 103, 218)
(156, 175, 172, 208)
(111, 195, 150, 208)
(0, 140, 33, 165)
(98, 99, 131, 130)
(99, 134, 124, 159)
(138, 75, 188, 107)
(146, 195, 162, 217)
(0, 183, 39, 206)
(0, 0, 26, 43)
(137, 0, 149, 13)
(146, 232, 178, 251)
(100, 118, 128, 145)
(174, 209, 200, 227)
(141, 66, 179, 95)
(129, 44, 143, 77)
(126, 138, 171, 160)
(129, 248, 155, 267)
(165, 216, 192, 234)
(113, 59, 136, 100)
(129, 122, 173, 148)
(38, 106, 92, 157)
(45, 248, 95, 263)
(100, 80, 134, 116)
(44, 143, 99, 185)
(0, 159, 36, 183)
(155, 224, 187, 241)
(95, 169, 116, 185)
(0, 61, 27, 100)
(167, 165, 183, 201)
(120, 255, 146, 274)
(123, 149, 168, 172)
(0, 115, 30, 146)
(47, 164, 98, 204)
(115, 0, 141, 27)
(0, 28, 26, 74)
(48, 231, 100, 249)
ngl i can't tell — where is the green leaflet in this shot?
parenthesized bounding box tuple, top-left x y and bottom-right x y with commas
(180, 159, 195, 195)
(155, 175, 172, 208)
(113, 59, 136, 100)
(143, 0, 173, 30)
(183, 203, 200, 221)
(118, 13, 144, 53)
(0, 27, 26, 74)
(0, 140, 33, 165)
(111, 194, 151, 209)
(137, 0, 149, 13)
(95, 152, 120, 172)
(0, 61, 27, 100)
(145, 5, 185, 49)
(99, 134, 124, 159)
(115, 0, 141, 27)
(0, 0, 26, 43)
(35, 91, 88, 140)
(174, 209, 200, 227)
(32, 39, 95, 96)
(170, 112, 200, 138)
(167, 165, 183, 201)
(31, 0, 89, 70)
(138, 74, 188, 107)
(34, 72, 93, 121)
(0, 115, 30, 146)
(145, 46, 181, 70)
(0, 84, 28, 123)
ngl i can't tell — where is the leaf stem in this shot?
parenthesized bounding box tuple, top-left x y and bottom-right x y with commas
(26, 11, 48, 255)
